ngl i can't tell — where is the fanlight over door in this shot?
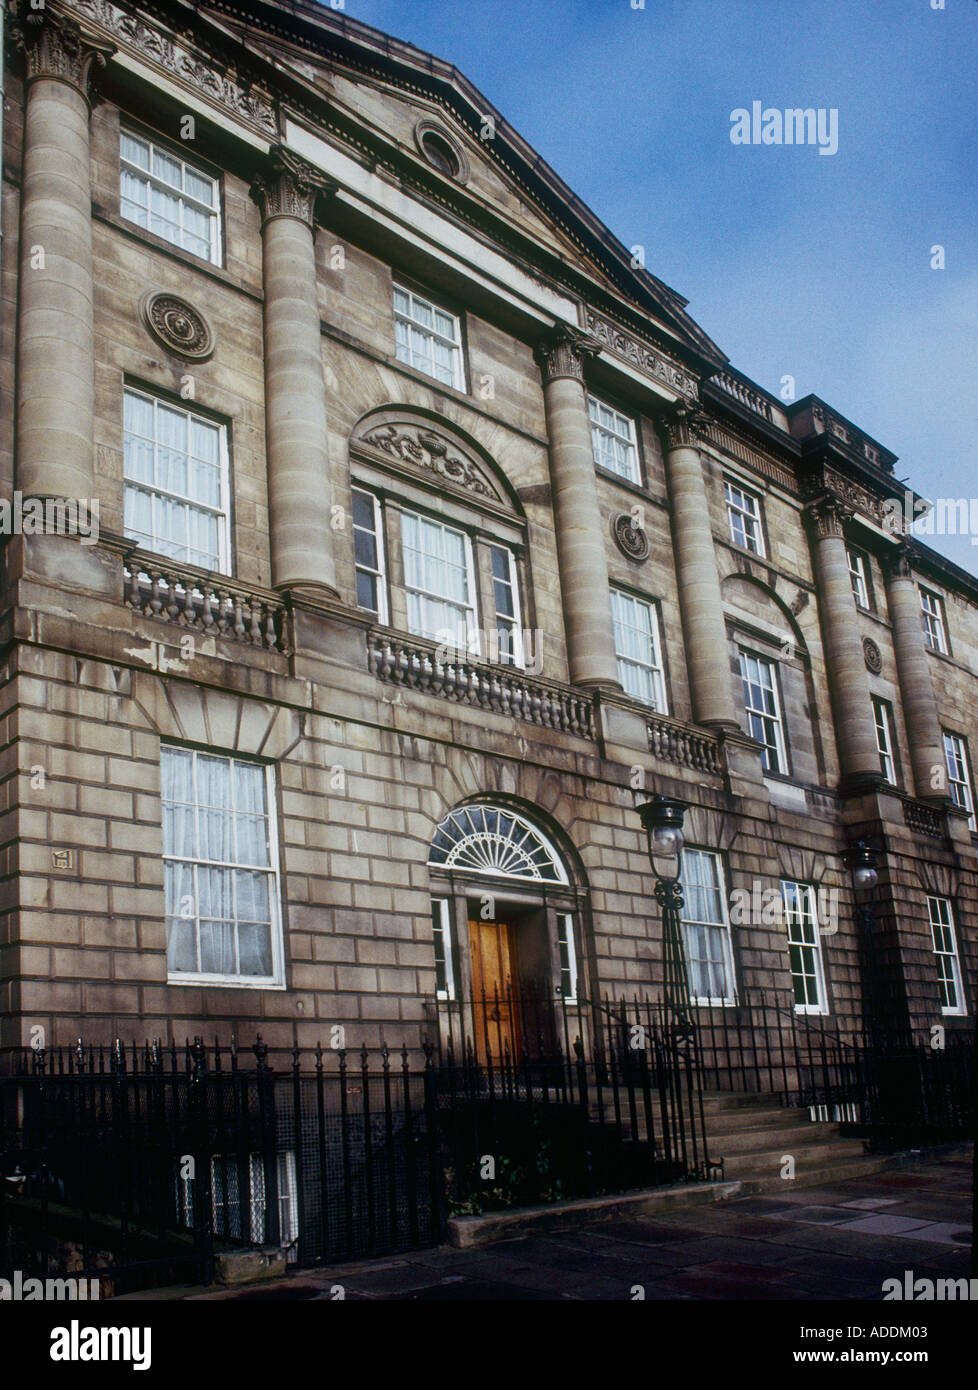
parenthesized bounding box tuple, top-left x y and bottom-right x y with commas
(427, 804, 568, 884)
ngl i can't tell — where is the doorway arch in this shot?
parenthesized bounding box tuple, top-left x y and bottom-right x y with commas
(427, 801, 586, 1062)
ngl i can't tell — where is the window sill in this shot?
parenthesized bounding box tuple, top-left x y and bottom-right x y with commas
(167, 976, 286, 990)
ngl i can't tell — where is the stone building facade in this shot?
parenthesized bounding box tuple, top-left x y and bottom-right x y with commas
(1, 0, 976, 1064)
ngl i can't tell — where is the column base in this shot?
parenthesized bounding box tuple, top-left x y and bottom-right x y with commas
(838, 770, 888, 798)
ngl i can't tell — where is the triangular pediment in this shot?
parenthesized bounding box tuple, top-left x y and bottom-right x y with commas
(183, 0, 725, 368)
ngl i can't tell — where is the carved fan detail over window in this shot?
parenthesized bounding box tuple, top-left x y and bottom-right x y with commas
(428, 805, 568, 883)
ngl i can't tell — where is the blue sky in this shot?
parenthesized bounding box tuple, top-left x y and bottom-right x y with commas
(340, 0, 978, 575)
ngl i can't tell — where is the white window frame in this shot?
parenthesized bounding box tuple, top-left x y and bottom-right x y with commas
(399, 508, 479, 653)
(352, 487, 389, 625)
(431, 897, 456, 1001)
(781, 881, 830, 1016)
(927, 896, 966, 1017)
(680, 848, 736, 1007)
(587, 394, 640, 484)
(120, 126, 222, 265)
(393, 283, 465, 391)
(162, 747, 285, 988)
(847, 549, 871, 609)
(943, 730, 976, 830)
(739, 650, 788, 775)
(556, 912, 578, 1004)
(920, 587, 949, 655)
(872, 697, 897, 785)
(487, 543, 525, 668)
(610, 588, 668, 712)
(724, 478, 766, 556)
(123, 386, 231, 573)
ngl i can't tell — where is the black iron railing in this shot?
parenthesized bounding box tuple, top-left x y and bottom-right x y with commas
(691, 990, 975, 1148)
(0, 1037, 441, 1293)
(424, 987, 722, 1211)
(1, 1006, 721, 1292)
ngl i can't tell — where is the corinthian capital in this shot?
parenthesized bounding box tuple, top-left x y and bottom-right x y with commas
(535, 324, 602, 384)
(250, 146, 337, 229)
(663, 399, 709, 450)
(881, 539, 917, 583)
(804, 492, 852, 541)
(15, 8, 116, 103)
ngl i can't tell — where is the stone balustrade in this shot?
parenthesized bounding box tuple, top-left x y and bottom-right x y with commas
(123, 551, 291, 654)
(366, 632, 597, 739)
(902, 798, 948, 838)
(710, 370, 774, 422)
(646, 713, 723, 775)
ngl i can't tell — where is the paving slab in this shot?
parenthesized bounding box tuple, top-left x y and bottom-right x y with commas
(835, 1213, 938, 1235)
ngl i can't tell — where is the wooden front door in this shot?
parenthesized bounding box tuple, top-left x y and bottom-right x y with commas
(468, 918, 521, 1063)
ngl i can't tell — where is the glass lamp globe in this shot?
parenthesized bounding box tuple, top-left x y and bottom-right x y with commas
(852, 863, 878, 892)
(651, 824, 685, 858)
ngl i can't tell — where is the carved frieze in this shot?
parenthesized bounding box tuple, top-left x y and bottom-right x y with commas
(141, 291, 214, 360)
(584, 309, 699, 401)
(64, 0, 277, 135)
(358, 424, 502, 502)
(611, 512, 650, 562)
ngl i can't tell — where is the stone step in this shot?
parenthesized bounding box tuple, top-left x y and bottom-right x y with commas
(703, 1107, 813, 1135)
(710, 1121, 843, 1155)
(700, 1091, 785, 1113)
(736, 1152, 894, 1194)
(720, 1138, 868, 1179)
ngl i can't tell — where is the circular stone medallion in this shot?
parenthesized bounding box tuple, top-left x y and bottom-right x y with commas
(612, 512, 650, 562)
(863, 637, 883, 674)
(141, 291, 215, 361)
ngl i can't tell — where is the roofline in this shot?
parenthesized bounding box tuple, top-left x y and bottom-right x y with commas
(186, 0, 727, 365)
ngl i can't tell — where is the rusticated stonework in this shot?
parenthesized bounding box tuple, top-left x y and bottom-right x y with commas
(141, 292, 214, 361)
(251, 146, 336, 227)
(15, 9, 116, 101)
(358, 424, 502, 501)
(863, 637, 883, 675)
(65, 0, 277, 134)
(535, 325, 601, 384)
(584, 309, 699, 401)
(611, 512, 650, 562)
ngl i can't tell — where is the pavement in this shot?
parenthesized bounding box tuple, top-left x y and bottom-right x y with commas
(175, 1149, 974, 1302)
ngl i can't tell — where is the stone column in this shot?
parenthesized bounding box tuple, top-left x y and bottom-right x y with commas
(15, 12, 114, 506)
(805, 495, 883, 793)
(882, 541, 946, 801)
(662, 404, 739, 729)
(536, 325, 620, 691)
(251, 147, 338, 598)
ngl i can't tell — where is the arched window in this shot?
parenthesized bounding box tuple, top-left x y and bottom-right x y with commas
(348, 411, 532, 670)
(428, 804, 568, 884)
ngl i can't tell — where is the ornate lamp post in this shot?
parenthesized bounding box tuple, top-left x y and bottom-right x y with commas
(638, 795, 691, 1035)
(848, 839, 882, 1041)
